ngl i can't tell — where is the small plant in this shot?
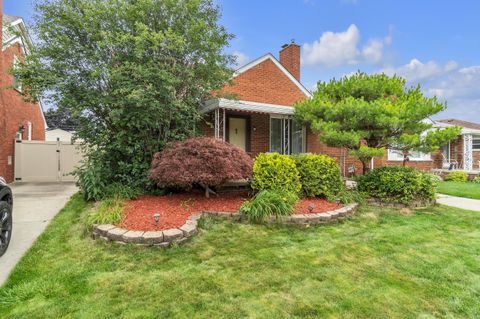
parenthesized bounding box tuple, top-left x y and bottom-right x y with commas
(472, 175, 480, 184)
(87, 197, 125, 226)
(426, 173, 443, 183)
(357, 166, 436, 205)
(251, 153, 301, 194)
(150, 137, 253, 197)
(445, 171, 468, 182)
(240, 190, 298, 222)
(293, 154, 344, 198)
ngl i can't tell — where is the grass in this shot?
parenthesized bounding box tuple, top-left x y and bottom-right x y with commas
(1, 194, 480, 318)
(437, 181, 480, 200)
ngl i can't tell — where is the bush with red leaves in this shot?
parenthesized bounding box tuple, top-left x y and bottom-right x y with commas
(150, 137, 253, 197)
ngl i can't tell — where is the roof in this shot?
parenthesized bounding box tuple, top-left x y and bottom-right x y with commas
(201, 98, 295, 115)
(233, 53, 312, 98)
(3, 14, 32, 52)
(438, 119, 480, 131)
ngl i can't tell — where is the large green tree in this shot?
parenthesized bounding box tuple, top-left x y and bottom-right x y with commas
(15, 0, 234, 199)
(295, 72, 461, 173)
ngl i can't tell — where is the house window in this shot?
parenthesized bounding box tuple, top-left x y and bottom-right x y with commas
(473, 136, 480, 151)
(13, 55, 22, 92)
(269, 116, 305, 154)
(387, 149, 431, 161)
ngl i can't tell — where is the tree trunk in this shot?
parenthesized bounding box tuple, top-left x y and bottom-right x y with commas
(361, 160, 371, 174)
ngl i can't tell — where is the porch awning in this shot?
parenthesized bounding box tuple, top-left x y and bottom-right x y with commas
(201, 98, 294, 115)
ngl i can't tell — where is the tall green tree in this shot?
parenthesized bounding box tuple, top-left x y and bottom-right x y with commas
(295, 72, 461, 173)
(15, 0, 234, 199)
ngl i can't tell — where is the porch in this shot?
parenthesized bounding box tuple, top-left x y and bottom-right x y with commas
(200, 98, 306, 156)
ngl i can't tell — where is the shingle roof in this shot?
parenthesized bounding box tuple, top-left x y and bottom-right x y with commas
(3, 14, 22, 26)
(438, 119, 480, 130)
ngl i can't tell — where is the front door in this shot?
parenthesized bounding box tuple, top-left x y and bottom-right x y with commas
(228, 117, 247, 151)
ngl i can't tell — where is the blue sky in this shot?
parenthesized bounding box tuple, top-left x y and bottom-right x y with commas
(6, 0, 480, 121)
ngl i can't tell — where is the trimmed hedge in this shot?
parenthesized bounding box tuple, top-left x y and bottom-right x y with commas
(293, 154, 344, 198)
(251, 153, 301, 194)
(445, 171, 468, 182)
(357, 166, 436, 205)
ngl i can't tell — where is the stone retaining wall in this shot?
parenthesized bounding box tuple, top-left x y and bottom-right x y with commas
(92, 203, 358, 248)
(366, 198, 435, 208)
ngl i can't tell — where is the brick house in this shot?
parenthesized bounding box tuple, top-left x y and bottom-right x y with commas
(203, 42, 469, 176)
(0, 10, 46, 183)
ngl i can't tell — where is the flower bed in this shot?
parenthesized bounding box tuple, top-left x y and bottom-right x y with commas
(92, 191, 358, 248)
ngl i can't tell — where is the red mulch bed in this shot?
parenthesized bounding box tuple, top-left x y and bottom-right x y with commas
(120, 191, 343, 231)
(295, 198, 343, 214)
(120, 190, 248, 231)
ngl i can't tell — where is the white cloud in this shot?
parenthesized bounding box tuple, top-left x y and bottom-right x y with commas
(379, 59, 459, 82)
(302, 24, 392, 67)
(233, 51, 250, 66)
(378, 59, 480, 121)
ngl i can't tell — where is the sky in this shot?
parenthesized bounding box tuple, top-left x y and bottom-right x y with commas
(6, 0, 480, 122)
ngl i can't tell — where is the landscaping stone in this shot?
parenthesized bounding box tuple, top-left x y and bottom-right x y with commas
(154, 242, 170, 249)
(95, 224, 116, 236)
(163, 228, 184, 242)
(180, 223, 197, 237)
(122, 231, 145, 244)
(92, 203, 359, 248)
(107, 227, 128, 241)
(142, 231, 164, 245)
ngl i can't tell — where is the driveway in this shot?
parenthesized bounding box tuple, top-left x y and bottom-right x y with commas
(437, 194, 480, 212)
(0, 182, 78, 286)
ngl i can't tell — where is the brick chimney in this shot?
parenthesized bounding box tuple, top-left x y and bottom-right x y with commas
(279, 41, 301, 81)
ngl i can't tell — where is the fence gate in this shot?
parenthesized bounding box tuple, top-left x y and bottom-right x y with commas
(14, 140, 83, 182)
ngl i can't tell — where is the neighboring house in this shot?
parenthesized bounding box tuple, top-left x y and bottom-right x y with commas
(201, 42, 363, 176)
(0, 12, 46, 182)
(45, 128, 74, 142)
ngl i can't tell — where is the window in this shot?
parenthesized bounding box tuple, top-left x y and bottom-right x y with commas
(269, 116, 305, 154)
(473, 136, 480, 151)
(13, 56, 22, 92)
(388, 149, 431, 161)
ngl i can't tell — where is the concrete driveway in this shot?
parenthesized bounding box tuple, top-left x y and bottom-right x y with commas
(0, 182, 78, 286)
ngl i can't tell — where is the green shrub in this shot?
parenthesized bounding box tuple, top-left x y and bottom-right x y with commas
(427, 173, 443, 183)
(86, 197, 125, 226)
(252, 153, 301, 194)
(472, 175, 480, 184)
(293, 154, 344, 198)
(240, 190, 298, 222)
(357, 166, 436, 205)
(445, 171, 468, 182)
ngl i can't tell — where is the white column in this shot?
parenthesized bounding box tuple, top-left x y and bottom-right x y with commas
(463, 134, 473, 171)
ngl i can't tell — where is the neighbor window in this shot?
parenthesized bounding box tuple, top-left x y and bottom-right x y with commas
(269, 116, 305, 154)
(473, 136, 480, 150)
(13, 56, 22, 92)
(388, 149, 431, 161)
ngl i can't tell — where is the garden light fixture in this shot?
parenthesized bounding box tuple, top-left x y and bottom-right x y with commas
(153, 212, 160, 224)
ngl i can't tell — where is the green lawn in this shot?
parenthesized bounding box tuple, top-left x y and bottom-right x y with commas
(1, 195, 480, 318)
(437, 181, 480, 200)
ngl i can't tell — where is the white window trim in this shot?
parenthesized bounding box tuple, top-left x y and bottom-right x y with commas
(13, 55, 23, 92)
(387, 149, 432, 161)
(269, 115, 306, 154)
(472, 135, 480, 151)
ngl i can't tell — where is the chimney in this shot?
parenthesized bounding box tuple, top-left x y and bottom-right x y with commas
(279, 40, 301, 81)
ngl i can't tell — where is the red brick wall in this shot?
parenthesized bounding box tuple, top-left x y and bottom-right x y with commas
(279, 43, 300, 81)
(0, 44, 46, 182)
(220, 58, 307, 106)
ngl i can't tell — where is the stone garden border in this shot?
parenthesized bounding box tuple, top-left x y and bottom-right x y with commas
(92, 203, 358, 248)
(366, 198, 435, 209)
